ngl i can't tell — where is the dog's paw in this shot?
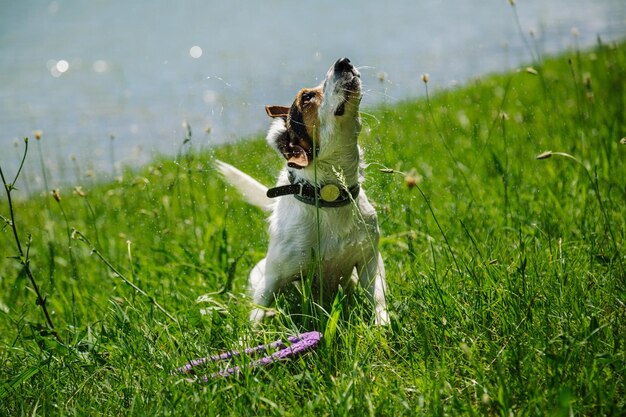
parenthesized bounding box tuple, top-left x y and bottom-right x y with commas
(249, 307, 269, 322)
(374, 308, 390, 326)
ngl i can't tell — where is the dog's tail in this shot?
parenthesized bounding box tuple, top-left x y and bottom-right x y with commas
(215, 160, 274, 211)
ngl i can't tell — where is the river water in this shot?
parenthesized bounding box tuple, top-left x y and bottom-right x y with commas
(1, 0, 625, 189)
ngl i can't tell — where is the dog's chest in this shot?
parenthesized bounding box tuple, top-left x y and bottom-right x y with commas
(268, 194, 378, 280)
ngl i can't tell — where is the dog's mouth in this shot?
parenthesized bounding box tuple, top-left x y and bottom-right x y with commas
(331, 58, 360, 117)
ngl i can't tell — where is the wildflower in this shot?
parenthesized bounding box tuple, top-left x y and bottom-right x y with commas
(620, 138, 626, 145)
(421, 73, 429, 84)
(508, 0, 515, 6)
(536, 151, 553, 160)
(377, 71, 387, 83)
(73, 186, 86, 197)
(405, 168, 420, 189)
(585, 75, 594, 100)
(525, 67, 538, 75)
(52, 189, 61, 202)
(33, 130, 43, 140)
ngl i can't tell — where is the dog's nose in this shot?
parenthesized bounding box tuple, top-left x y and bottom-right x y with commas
(334, 57, 353, 73)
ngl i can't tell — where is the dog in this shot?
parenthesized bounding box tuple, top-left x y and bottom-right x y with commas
(216, 58, 389, 325)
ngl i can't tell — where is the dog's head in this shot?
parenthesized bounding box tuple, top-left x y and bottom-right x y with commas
(266, 58, 362, 169)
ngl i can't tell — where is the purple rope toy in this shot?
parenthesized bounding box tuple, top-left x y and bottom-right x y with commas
(175, 331, 322, 381)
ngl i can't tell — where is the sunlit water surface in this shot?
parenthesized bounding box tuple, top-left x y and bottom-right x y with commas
(1, 0, 624, 190)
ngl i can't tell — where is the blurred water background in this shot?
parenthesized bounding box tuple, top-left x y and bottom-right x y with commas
(1, 0, 625, 191)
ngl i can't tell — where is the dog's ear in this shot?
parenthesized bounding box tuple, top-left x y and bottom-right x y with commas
(265, 105, 290, 118)
(266, 118, 310, 169)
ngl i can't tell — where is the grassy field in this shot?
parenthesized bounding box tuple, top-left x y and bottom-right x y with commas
(1, 39, 625, 416)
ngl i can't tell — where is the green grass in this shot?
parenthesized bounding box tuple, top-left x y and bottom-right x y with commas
(1, 40, 625, 416)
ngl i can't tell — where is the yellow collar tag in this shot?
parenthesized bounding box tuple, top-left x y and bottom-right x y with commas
(320, 184, 341, 202)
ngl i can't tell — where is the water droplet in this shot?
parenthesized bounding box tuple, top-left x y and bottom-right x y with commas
(189, 46, 203, 59)
(56, 60, 69, 73)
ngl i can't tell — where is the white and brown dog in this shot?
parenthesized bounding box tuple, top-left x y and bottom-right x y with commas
(216, 58, 388, 325)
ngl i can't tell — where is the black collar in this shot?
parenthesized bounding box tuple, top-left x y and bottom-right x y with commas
(266, 172, 360, 208)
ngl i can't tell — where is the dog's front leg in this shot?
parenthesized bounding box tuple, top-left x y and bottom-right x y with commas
(248, 256, 299, 322)
(358, 252, 389, 326)
(248, 258, 277, 321)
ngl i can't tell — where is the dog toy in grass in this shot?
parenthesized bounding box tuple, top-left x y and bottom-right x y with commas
(175, 331, 322, 381)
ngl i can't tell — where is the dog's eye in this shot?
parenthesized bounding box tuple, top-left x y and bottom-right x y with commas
(302, 91, 316, 104)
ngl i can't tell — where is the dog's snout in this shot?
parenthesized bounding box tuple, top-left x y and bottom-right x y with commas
(334, 57, 353, 73)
